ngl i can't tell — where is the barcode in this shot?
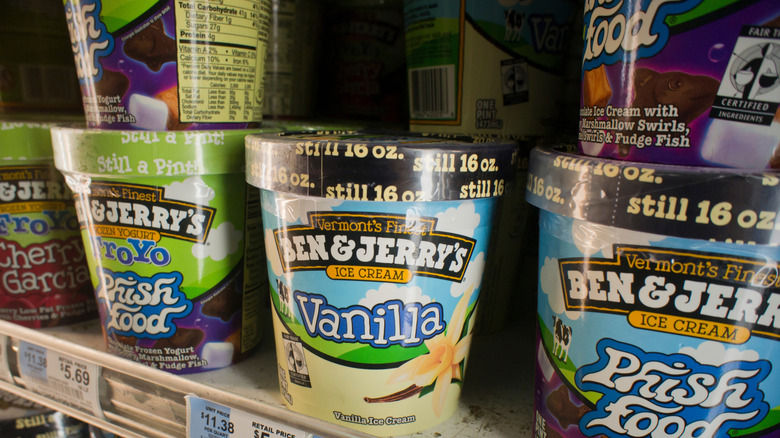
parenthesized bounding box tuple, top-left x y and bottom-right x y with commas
(409, 65, 456, 119)
(28, 376, 85, 403)
(19, 65, 79, 103)
(50, 379, 86, 402)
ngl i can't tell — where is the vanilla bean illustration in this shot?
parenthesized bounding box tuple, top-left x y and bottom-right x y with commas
(364, 384, 423, 403)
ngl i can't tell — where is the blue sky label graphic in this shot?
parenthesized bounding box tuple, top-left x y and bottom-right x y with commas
(583, 0, 702, 71)
(575, 338, 771, 438)
(100, 268, 192, 340)
(294, 291, 445, 348)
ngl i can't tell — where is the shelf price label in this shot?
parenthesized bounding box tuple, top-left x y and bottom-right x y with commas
(187, 395, 308, 438)
(18, 341, 102, 417)
(0, 335, 14, 383)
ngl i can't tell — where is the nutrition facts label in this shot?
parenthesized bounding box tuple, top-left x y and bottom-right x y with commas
(174, 0, 269, 123)
(241, 187, 264, 353)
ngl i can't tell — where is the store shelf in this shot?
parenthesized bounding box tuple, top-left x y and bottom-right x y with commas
(0, 314, 533, 438)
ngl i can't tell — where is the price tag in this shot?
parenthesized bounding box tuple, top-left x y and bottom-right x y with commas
(18, 342, 47, 380)
(18, 342, 102, 417)
(0, 335, 14, 383)
(187, 395, 308, 438)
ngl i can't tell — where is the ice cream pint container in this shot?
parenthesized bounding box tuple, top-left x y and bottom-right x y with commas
(0, 120, 96, 328)
(317, 0, 407, 123)
(0, 391, 90, 437)
(261, 119, 366, 133)
(474, 140, 533, 334)
(263, 0, 321, 119)
(404, 0, 577, 138)
(51, 127, 268, 374)
(63, 0, 270, 130)
(246, 131, 518, 435)
(526, 147, 780, 438)
(579, 0, 780, 168)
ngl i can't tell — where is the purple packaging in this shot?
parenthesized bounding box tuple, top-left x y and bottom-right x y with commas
(579, 0, 780, 168)
(527, 147, 780, 438)
(63, 0, 270, 130)
(51, 127, 267, 374)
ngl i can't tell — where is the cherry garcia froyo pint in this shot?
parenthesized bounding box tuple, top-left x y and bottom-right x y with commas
(527, 147, 780, 438)
(0, 120, 95, 328)
(245, 132, 518, 435)
(51, 127, 269, 374)
(63, 0, 270, 130)
(579, 0, 780, 168)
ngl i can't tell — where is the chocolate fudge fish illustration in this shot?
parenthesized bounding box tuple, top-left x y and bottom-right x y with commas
(123, 19, 176, 72)
(614, 68, 720, 155)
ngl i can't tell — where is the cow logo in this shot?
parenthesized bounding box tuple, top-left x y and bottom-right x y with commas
(276, 278, 294, 319)
(551, 315, 573, 362)
(504, 9, 524, 42)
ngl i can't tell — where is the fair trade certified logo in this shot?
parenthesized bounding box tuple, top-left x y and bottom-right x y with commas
(576, 339, 770, 438)
(99, 268, 192, 339)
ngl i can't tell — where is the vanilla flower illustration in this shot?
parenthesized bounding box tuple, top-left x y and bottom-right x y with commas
(364, 286, 475, 416)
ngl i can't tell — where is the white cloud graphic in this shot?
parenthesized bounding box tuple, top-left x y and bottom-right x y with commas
(537, 341, 555, 381)
(164, 176, 215, 205)
(435, 201, 480, 237)
(572, 219, 664, 258)
(192, 222, 242, 261)
(451, 252, 485, 298)
(679, 341, 760, 366)
(265, 227, 297, 289)
(260, 189, 276, 213)
(269, 193, 342, 224)
(360, 283, 432, 308)
(265, 228, 285, 277)
(540, 256, 580, 320)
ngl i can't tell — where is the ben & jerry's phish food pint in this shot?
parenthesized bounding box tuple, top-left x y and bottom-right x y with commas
(51, 127, 267, 374)
(527, 147, 780, 438)
(63, 0, 270, 130)
(579, 0, 780, 167)
(246, 132, 518, 435)
(0, 120, 96, 328)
